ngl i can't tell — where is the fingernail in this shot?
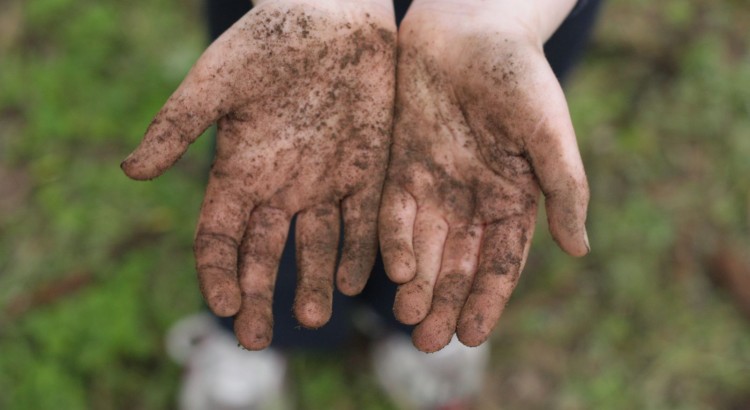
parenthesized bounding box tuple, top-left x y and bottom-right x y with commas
(120, 153, 134, 169)
(583, 228, 591, 253)
(120, 153, 140, 174)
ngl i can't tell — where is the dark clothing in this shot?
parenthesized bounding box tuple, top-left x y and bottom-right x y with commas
(207, 0, 602, 349)
(546, 0, 603, 81)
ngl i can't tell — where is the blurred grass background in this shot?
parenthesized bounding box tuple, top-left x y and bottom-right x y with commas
(1, 0, 749, 409)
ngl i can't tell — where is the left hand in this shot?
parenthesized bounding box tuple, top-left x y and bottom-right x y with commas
(379, 0, 589, 352)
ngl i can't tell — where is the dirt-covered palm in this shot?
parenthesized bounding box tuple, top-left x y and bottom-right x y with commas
(380, 10, 589, 352)
(122, 0, 396, 350)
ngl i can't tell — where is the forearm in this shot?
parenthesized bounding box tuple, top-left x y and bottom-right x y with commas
(408, 0, 577, 42)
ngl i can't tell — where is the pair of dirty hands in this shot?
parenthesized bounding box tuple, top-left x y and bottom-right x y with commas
(122, 0, 589, 353)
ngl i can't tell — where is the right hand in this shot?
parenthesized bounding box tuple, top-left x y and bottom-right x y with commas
(122, 0, 396, 350)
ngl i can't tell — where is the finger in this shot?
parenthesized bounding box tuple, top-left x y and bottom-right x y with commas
(194, 171, 251, 317)
(393, 208, 448, 325)
(412, 225, 482, 353)
(294, 204, 340, 329)
(336, 186, 381, 296)
(121, 43, 235, 180)
(525, 83, 590, 257)
(379, 182, 418, 283)
(234, 207, 290, 350)
(457, 216, 535, 347)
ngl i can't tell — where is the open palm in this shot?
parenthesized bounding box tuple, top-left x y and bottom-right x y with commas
(380, 12, 589, 352)
(122, 0, 396, 350)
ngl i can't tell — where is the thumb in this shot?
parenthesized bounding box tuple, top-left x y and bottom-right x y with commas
(121, 44, 235, 180)
(525, 85, 590, 257)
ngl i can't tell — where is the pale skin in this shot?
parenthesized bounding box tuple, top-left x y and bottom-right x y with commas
(380, 0, 589, 352)
(123, 0, 589, 352)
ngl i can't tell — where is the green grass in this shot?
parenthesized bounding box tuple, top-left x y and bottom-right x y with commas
(1, 0, 749, 409)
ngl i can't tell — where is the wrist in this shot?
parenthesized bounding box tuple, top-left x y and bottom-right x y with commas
(531, 0, 578, 40)
(408, 0, 576, 43)
(252, 0, 395, 20)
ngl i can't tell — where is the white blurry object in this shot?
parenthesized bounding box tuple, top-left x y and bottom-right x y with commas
(372, 333, 490, 409)
(166, 313, 289, 410)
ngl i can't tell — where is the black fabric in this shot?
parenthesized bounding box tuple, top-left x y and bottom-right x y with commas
(394, 0, 410, 24)
(206, 0, 251, 41)
(544, 0, 603, 82)
(206, 0, 603, 348)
